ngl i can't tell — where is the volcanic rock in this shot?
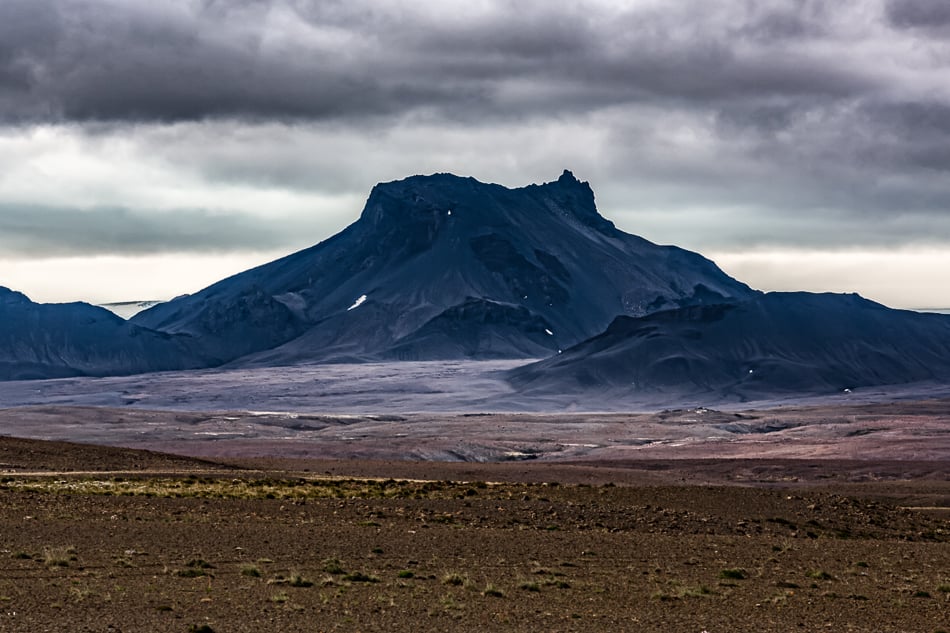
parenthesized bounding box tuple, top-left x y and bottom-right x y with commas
(508, 292, 950, 399)
(133, 171, 755, 364)
(0, 287, 212, 380)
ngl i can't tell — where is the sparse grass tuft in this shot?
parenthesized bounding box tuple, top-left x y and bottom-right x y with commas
(240, 564, 261, 578)
(113, 556, 135, 568)
(682, 585, 715, 598)
(176, 558, 214, 578)
(288, 573, 314, 588)
(482, 583, 504, 597)
(397, 570, 414, 579)
(69, 586, 95, 603)
(442, 572, 467, 586)
(43, 547, 75, 568)
(342, 571, 379, 583)
(719, 568, 746, 580)
(806, 570, 834, 581)
(519, 580, 541, 592)
(322, 558, 345, 575)
(185, 559, 214, 570)
(438, 593, 464, 616)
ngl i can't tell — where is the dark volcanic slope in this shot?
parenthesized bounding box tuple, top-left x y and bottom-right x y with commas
(133, 171, 755, 364)
(0, 287, 212, 381)
(509, 292, 950, 400)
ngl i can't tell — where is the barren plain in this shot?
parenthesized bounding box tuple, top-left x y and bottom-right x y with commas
(0, 364, 948, 632)
(0, 437, 947, 633)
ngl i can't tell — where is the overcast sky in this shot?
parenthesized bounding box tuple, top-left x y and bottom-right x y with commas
(2, 0, 949, 308)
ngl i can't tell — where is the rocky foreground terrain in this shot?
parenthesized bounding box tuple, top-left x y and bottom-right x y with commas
(0, 433, 947, 633)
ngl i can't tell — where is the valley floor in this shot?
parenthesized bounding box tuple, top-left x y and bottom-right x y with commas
(0, 369, 948, 631)
(0, 439, 947, 633)
(0, 398, 949, 463)
(2, 361, 950, 414)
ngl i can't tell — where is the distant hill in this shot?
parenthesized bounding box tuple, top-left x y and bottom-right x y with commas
(508, 292, 950, 400)
(0, 287, 212, 380)
(133, 170, 755, 364)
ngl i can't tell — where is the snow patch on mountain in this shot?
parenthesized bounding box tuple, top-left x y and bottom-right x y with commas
(347, 295, 368, 311)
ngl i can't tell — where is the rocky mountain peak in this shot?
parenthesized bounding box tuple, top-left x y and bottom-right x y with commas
(357, 171, 611, 241)
(132, 170, 756, 365)
(532, 170, 611, 233)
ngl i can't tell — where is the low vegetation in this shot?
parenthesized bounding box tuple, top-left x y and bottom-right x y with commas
(1, 464, 947, 632)
(0, 475, 514, 501)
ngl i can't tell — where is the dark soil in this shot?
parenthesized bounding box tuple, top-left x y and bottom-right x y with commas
(0, 438, 947, 632)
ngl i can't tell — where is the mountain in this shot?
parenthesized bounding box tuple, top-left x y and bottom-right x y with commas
(6, 172, 949, 396)
(133, 171, 756, 364)
(0, 287, 213, 380)
(508, 292, 950, 400)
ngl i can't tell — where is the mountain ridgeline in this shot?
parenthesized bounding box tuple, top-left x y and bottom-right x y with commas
(3, 170, 949, 402)
(508, 292, 950, 400)
(0, 287, 211, 380)
(132, 170, 756, 364)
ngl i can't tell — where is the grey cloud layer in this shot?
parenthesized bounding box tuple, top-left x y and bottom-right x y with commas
(0, 0, 922, 122)
(0, 203, 296, 256)
(1, 0, 948, 256)
(886, 0, 950, 30)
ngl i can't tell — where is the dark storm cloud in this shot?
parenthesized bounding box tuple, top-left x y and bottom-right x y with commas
(0, 203, 293, 256)
(0, 0, 890, 123)
(1, 0, 949, 255)
(885, 0, 950, 30)
(0, 0, 475, 122)
(856, 101, 950, 172)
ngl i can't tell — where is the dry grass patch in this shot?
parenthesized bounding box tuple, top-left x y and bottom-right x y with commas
(43, 546, 77, 568)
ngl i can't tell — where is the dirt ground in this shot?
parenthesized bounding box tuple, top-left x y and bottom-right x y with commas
(2, 398, 950, 466)
(0, 437, 948, 633)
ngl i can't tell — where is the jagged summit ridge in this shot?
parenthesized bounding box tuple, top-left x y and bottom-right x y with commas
(133, 171, 755, 365)
(359, 169, 606, 234)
